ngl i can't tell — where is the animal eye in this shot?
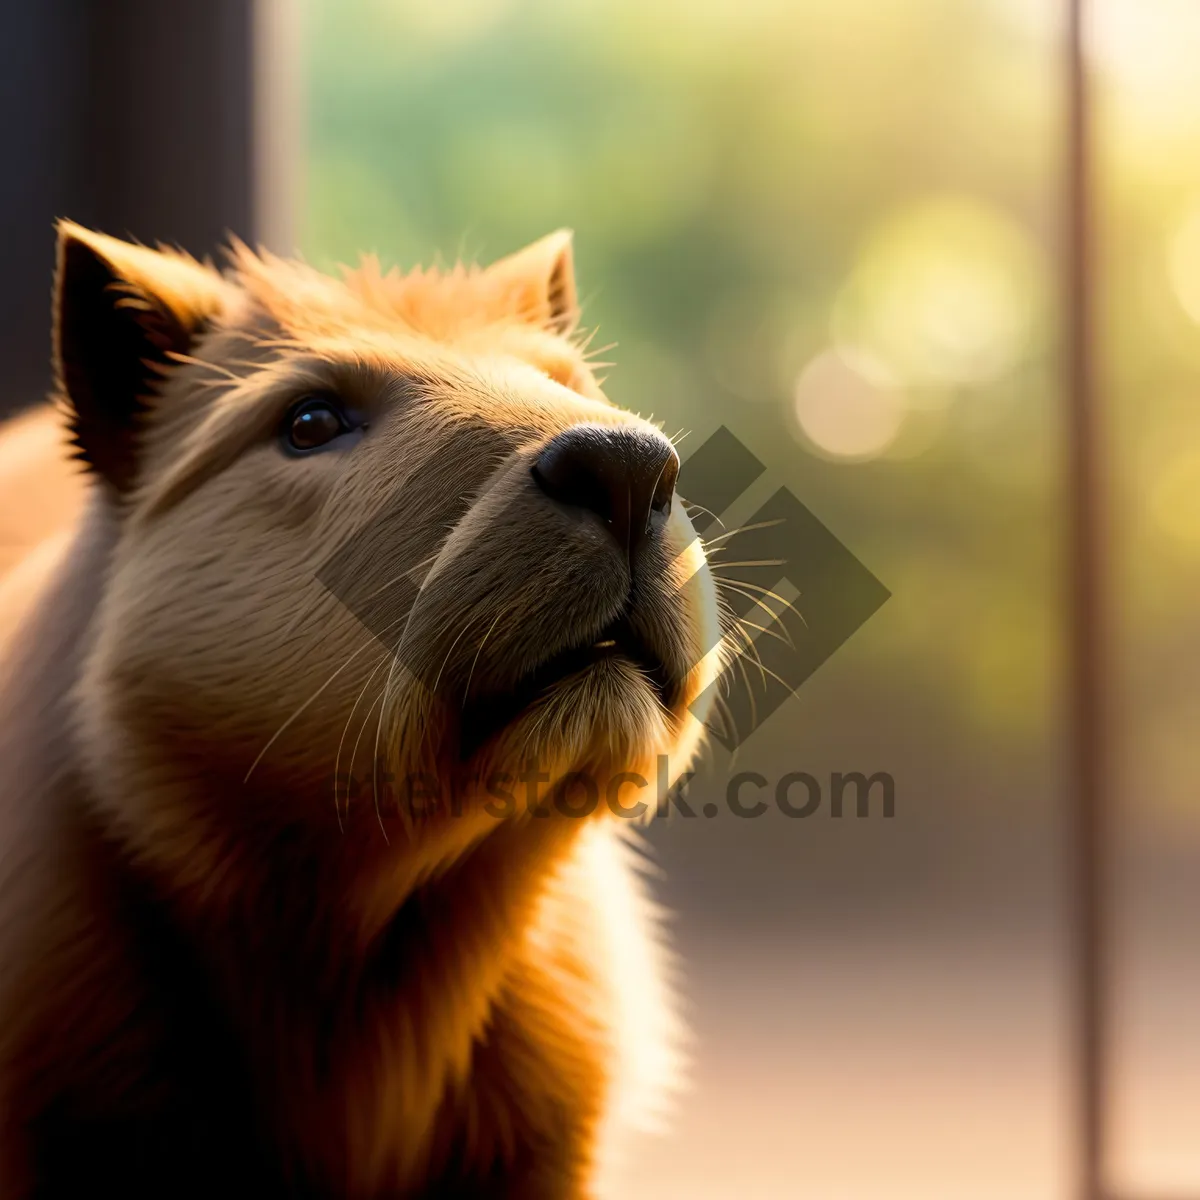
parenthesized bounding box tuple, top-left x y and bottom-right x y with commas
(282, 396, 354, 454)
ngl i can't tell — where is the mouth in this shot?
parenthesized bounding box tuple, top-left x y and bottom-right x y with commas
(458, 612, 674, 760)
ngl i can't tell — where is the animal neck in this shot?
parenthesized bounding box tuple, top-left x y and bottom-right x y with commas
(92, 774, 585, 1177)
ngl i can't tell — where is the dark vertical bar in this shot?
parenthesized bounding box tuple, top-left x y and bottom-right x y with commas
(0, 0, 90, 413)
(82, 0, 255, 253)
(0, 0, 259, 420)
(1064, 1, 1108, 1199)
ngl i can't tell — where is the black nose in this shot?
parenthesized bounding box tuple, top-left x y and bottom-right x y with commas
(532, 424, 679, 561)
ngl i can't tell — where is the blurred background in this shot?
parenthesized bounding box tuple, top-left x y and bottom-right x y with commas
(2, 0, 1198, 1196)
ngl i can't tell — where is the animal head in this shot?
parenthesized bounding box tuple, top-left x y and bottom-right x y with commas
(55, 221, 721, 885)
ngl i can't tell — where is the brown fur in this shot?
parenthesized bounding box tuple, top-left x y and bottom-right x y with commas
(0, 223, 720, 1197)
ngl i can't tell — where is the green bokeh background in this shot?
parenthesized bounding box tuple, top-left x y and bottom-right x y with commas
(298, 3, 1200, 1190)
(300, 0, 1200, 836)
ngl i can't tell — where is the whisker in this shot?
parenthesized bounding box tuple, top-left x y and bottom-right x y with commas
(703, 518, 786, 547)
(647, 454, 671, 526)
(462, 609, 506, 709)
(371, 653, 404, 846)
(348, 688, 386, 825)
(371, 603, 481, 839)
(731, 646, 793, 693)
(354, 551, 440, 606)
(718, 600, 771, 691)
(730, 641, 761, 730)
(245, 594, 419, 786)
(726, 616, 766, 673)
(725, 611, 796, 651)
(367, 547, 459, 838)
(430, 613, 483, 701)
(682, 500, 725, 532)
(714, 576, 808, 632)
(711, 574, 795, 609)
(333, 648, 391, 825)
(710, 558, 787, 570)
(244, 633, 387, 784)
(715, 583, 799, 642)
(721, 608, 795, 693)
(709, 692, 734, 743)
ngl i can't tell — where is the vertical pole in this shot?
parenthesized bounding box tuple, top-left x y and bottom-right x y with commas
(1064, 1, 1108, 1198)
(0, 0, 260, 420)
(252, 0, 302, 256)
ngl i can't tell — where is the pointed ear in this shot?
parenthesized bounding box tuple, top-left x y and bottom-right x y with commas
(52, 220, 231, 493)
(483, 229, 578, 336)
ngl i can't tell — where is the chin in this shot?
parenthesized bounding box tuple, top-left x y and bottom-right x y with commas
(474, 658, 673, 784)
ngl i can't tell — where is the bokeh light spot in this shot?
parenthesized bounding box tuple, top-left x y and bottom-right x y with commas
(791, 348, 905, 461)
(832, 195, 1046, 390)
